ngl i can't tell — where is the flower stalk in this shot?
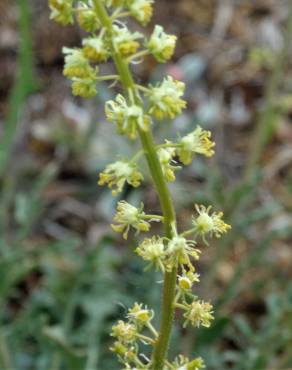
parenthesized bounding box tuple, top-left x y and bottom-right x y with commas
(91, 3, 177, 366)
(49, 0, 231, 368)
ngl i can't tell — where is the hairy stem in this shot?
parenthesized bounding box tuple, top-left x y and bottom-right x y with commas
(93, 1, 178, 367)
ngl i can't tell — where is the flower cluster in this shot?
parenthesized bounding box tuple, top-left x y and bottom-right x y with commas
(49, 0, 73, 25)
(82, 36, 110, 62)
(112, 201, 161, 239)
(110, 302, 157, 368)
(113, 25, 143, 56)
(126, 0, 154, 26)
(177, 126, 215, 165)
(49, 0, 232, 369)
(146, 76, 186, 120)
(98, 160, 143, 196)
(136, 235, 200, 273)
(106, 94, 151, 139)
(62, 47, 98, 98)
(147, 25, 177, 63)
(192, 204, 231, 244)
(182, 300, 214, 328)
(77, 4, 101, 32)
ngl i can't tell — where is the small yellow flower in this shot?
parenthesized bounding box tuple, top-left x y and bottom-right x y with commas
(82, 36, 110, 63)
(178, 271, 200, 291)
(158, 146, 180, 182)
(49, 0, 73, 25)
(136, 236, 166, 271)
(192, 204, 231, 243)
(71, 75, 97, 98)
(77, 7, 101, 32)
(111, 201, 150, 239)
(146, 76, 186, 120)
(106, 94, 151, 139)
(167, 236, 200, 270)
(146, 25, 177, 63)
(112, 25, 142, 57)
(127, 303, 153, 327)
(98, 161, 143, 196)
(183, 300, 214, 328)
(111, 320, 137, 343)
(172, 355, 205, 370)
(126, 0, 153, 26)
(62, 47, 94, 79)
(177, 126, 215, 165)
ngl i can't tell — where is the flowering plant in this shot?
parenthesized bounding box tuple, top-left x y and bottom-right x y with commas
(49, 0, 231, 368)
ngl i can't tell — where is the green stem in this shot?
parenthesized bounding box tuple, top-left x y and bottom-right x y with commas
(93, 1, 178, 368)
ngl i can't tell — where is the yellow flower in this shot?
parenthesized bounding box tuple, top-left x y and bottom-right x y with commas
(111, 201, 150, 239)
(178, 271, 200, 291)
(146, 25, 177, 63)
(158, 146, 180, 182)
(77, 7, 100, 32)
(112, 25, 142, 57)
(192, 204, 231, 243)
(127, 0, 153, 26)
(177, 126, 215, 165)
(183, 300, 214, 328)
(146, 76, 186, 120)
(82, 36, 110, 62)
(62, 47, 94, 79)
(111, 320, 137, 343)
(127, 303, 153, 327)
(98, 161, 143, 196)
(49, 0, 73, 25)
(166, 236, 200, 270)
(136, 236, 166, 271)
(106, 94, 151, 139)
(172, 355, 205, 370)
(71, 75, 97, 98)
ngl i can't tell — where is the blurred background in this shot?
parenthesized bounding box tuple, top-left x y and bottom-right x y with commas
(1, 0, 292, 369)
